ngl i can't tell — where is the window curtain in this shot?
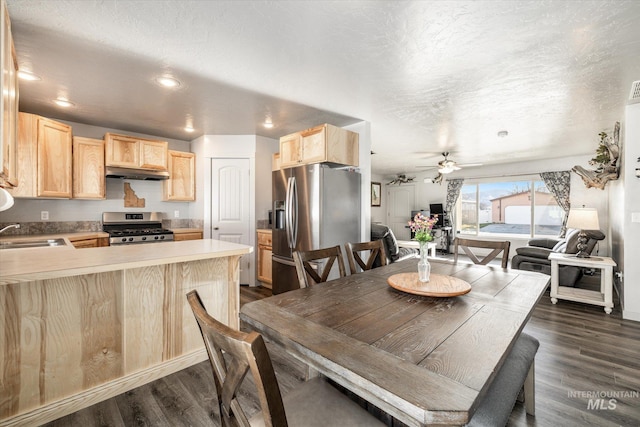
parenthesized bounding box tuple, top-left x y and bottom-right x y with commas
(445, 178, 465, 246)
(540, 171, 571, 237)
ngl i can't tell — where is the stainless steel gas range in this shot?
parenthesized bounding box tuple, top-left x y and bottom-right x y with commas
(102, 212, 174, 245)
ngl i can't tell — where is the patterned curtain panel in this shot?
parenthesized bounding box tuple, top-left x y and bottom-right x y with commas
(540, 171, 571, 237)
(445, 178, 465, 244)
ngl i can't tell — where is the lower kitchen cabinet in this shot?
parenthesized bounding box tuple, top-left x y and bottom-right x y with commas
(172, 229, 203, 241)
(257, 229, 272, 288)
(69, 236, 109, 248)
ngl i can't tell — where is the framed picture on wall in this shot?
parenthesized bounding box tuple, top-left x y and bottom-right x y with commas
(371, 182, 381, 206)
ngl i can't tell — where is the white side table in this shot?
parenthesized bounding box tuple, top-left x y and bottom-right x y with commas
(549, 253, 616, 314)
(396, 240, 437, 257)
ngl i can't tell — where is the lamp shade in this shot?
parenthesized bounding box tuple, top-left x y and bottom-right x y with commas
(566, 208, 600, 230)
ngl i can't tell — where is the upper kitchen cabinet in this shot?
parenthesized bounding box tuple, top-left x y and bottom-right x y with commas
(73, 136, 105, 199)
(163, 150, 195, 201)
(0, 0, 18, 188)
(105, 132, 168, 171)
(9, 113, 72, 198)
(278, 124, 359, 169)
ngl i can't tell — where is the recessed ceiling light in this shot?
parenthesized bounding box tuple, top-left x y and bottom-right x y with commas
(264, 116, 274, 128)
(155, 76, 180, 88)
(497, 130, 509, 138)
(18, 70, 41, 81)
(184, 126, 195, 133)
(53, 98, 74, 108)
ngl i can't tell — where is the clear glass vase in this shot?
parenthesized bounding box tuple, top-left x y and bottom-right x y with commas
(417, 241, 431, 282)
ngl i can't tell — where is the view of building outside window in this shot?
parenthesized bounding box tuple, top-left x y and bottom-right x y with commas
(459, 180, 562, 237)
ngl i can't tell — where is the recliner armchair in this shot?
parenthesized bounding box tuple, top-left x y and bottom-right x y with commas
(511, 228, 605, 287)
(371, 223, 417, 266)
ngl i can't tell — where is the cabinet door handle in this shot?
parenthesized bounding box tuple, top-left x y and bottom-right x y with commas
(213, 227, 219, 230)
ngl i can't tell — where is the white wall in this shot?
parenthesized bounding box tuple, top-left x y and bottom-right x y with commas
(255, 135, 280, 223)
(0, 120, 192, 223)
(622, 103, 640, 321)
(371, 172, 386, 224)
(345, 121, 371, 243)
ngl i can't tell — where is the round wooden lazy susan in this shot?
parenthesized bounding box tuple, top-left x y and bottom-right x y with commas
(387, 272, 471, 297)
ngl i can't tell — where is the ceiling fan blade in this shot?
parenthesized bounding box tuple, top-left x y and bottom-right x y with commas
(457, 163, 483, 168)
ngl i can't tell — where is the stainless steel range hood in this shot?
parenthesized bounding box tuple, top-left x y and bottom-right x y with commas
(105, 166, 170, 180)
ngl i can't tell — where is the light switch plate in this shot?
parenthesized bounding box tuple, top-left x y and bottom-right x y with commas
(41, 211, 49, 220)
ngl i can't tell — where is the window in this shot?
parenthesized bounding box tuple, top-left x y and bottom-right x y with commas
(457, 177, 563, 238)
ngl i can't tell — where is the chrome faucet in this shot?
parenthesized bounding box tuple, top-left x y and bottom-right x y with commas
(0, 223, 20, 234)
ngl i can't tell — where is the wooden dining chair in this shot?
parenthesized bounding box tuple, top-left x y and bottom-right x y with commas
(186, 290, 385, 427)
(453, 237, 511, 268)
(293, 245, 347, 288)
(345, 240, 387, 274)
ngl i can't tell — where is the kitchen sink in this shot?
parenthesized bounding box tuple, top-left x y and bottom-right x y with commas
(0, 238, 68, 250)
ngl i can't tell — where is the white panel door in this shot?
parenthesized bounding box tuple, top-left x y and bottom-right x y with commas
(387, 184, 415, 240)
(211, 158, 251, 284)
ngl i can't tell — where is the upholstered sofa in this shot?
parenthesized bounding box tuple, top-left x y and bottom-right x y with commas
(371, 223, 418, 266)
(511, 228, 605, 287)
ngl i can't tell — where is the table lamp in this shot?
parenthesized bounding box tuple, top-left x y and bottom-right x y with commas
(566, 208, 600, 258)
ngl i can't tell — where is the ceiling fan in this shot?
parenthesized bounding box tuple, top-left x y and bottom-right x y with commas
(387, 174, 415, 185)
(418, 152, 483, 174)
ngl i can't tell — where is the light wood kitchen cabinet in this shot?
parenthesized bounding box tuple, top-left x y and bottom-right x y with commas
(0, 0, 18, 188)
(68, 236, 109, 248)
(9, 113, 72, 198)
(278, 123, 359, 169)
(105, 132, 168, 171)
(172, 229, 203, 241)
(73, 136, 105, 199)
(272, 152, 280, 171)
(257, 229, 272, 288)
(278, 132, 301, 168)
(163, 150, 195, 201)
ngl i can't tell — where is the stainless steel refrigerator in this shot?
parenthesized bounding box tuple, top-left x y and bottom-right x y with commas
(272, 163, 361, 294)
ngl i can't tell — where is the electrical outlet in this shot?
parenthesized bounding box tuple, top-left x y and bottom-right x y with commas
(632, 212, 640, 223)
(174, 210, 180, 218)
(41, 211, 49, 220)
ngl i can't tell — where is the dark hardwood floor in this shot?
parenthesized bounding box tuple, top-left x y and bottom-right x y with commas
(44, 275, 640, 427)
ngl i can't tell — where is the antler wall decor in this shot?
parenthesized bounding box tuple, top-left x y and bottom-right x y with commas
(572, 122, 621, 190)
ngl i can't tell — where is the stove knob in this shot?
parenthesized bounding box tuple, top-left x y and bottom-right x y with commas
(160, 235, 165, 240)
(142, 236, 147, 241)
(154, 235, 159, 240)
(121, 238, 127, 243)
(128, 237, 134, 242)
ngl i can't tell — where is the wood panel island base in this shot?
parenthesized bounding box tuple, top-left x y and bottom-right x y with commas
(0, 239, 252, 426)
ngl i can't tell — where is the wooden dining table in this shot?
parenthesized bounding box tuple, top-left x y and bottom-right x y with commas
(240, 258, 549, 426)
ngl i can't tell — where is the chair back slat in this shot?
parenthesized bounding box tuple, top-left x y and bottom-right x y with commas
(454, 238, 511, 268)
(293, 245, 347, 288)
(345, 240, 387, 274)
(187, 291, 288, 427)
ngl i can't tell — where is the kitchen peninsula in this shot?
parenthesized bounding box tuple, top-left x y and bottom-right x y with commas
(0, 239, 252, 426)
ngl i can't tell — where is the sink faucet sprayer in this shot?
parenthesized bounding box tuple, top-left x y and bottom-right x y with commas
(0, 223, 20, 234)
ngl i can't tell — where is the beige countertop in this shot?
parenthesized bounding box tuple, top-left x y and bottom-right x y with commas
(0, 239, 252, 285)
(0, 231, 109, 243)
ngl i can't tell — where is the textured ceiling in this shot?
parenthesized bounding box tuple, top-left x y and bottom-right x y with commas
(6, 0, 640, 177)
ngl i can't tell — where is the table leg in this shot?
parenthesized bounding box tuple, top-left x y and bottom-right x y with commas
(550, 260, 559, 305)
(603, 266, 613, 314)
